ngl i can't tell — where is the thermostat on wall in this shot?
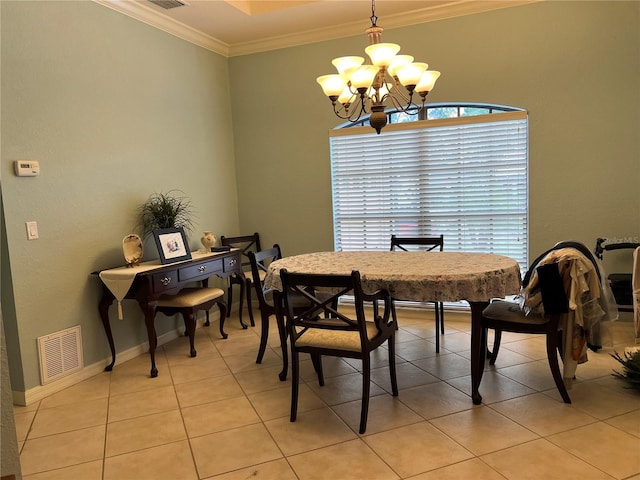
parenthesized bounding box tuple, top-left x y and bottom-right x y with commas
(14, 160, 40, 177)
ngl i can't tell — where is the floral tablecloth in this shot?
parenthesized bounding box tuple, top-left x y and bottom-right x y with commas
(265, 251, 521, 302)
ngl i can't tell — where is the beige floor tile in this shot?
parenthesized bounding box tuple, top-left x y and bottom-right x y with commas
(248, 383, 326, 421)
(20, 426, 105, 476)
(396, 326, 427, 342)
(174, 374, 245, 408)
(39, 373, 111, 409)
(412, 353, 473, 380)
(495, 359, 562, 392)
(265, 406, 356, 455)
(208, 458, 298, 480)
(548, 422, 640, 479)
(300, 355, 359, 380)
(491, 392, 598, 436)
(234, 364, 290, 395)
(105, 409, 186, 457)
(436, 332, 472, 353)
(399, 382, 475, 419)
(481, 438, 615, 479)
(213, 334, 261, 357)
(364, 422, 473, 478)
(288, 438, 399, 480)
(605, 409, 640, 438)
(108, 384, 179, 422)
(14, 409, 37, 442)
(342, 348, 407, 372)
(223, 348, 282, 373)
(13, 402, 40, 414)
(163, 334, 220, 364)
(108, 356, 173, 397)
(306, 372, 386, 406)
(332, 394, 423, 435)
(190, 423, 282, 478)
(168, 354, 232, 384)
(395, 339, 443, 361)
(29, 398, 108, 439)
(22, 460, 103, 480)
(447, 370, 535, 404)
(556, 376, 640, 419)
(182, 395, 260, 437)
(371, 362, 439, 392)
(499, 337, 548, 361)
(406, 458, 507, 480)
(104, 440, 198, 480)
(430, 405, 538, 455)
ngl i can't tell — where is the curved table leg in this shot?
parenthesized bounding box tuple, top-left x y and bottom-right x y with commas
(469, 301, 489, 405)
(140, 301, 159, 378)
(98, 293, 116, 372)
(217, 301, 228, 339)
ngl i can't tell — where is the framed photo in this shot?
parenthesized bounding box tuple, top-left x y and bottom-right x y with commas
(153, 227, 192, 264)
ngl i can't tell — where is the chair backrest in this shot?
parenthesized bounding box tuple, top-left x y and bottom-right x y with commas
(247, 244, 282, 308)
(536, 263, 570, 316)
(523, 240, 601, 288)
(220, 233, 261, 269)
(390, 234, 444, 252)
(279, 269, 396, 350)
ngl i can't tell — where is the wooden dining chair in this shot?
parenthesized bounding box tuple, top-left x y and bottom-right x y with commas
(390, 234, 445, 352)
(279, 269, 398, 434)
(220, 232, 261, 327)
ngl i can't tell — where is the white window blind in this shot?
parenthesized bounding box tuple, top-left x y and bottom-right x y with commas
(330, 110, 529, 271)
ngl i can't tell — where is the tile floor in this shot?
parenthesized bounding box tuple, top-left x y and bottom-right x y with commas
(14, 307, 640, 480)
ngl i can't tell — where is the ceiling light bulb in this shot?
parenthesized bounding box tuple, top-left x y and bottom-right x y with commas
(415, 70, 441, 93)
(396, 62, 428, 87)
(332, 56, 365, 75)
(317, 74, 346, 97)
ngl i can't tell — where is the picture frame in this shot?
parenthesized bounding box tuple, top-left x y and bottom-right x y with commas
(153, 227, 192, 264)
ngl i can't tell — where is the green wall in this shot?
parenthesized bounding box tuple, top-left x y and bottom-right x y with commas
(1, 1, 239, 393)
(230, 1, 640, 261)
(1, 0, 639, 398)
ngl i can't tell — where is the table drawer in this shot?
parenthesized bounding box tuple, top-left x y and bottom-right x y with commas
(179, 259, 223, 282)
(151, 270, 178, 292)
(224, 254, 240, 273)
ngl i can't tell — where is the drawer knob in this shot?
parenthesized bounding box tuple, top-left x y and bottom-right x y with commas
(198, 265, 207, 272)
(229, 258, 237, 266)
(160, 276, 172, 286)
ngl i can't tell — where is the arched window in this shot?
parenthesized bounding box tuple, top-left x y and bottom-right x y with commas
(330, 103, 529, 272)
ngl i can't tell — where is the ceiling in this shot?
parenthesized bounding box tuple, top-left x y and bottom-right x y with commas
(95, 0, 533, 57)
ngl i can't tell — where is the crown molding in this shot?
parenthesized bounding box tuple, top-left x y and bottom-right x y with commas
(95, 0, 536, 58)
(93, 0, 230, 56)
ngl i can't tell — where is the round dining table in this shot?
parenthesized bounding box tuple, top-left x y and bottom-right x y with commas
(264, 250, 522, 404)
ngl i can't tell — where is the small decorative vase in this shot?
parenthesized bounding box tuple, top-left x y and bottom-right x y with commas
(123, 234, 143, 267)
(200, 231, 217, 251)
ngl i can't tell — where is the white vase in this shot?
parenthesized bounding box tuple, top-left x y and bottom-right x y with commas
(200, 231, 217, 251)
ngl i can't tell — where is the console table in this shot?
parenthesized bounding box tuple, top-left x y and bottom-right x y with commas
(95, 250, 243, 377)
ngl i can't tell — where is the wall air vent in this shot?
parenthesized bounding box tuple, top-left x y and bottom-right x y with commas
(149, 0, 188, 9)
(37, 326, 83, 385)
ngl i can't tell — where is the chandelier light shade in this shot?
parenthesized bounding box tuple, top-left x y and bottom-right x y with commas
(317, 0, 441, 134)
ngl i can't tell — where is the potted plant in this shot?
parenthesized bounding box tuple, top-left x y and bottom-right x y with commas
(137, 190, 196, 240)
(611, 349, 640, 391)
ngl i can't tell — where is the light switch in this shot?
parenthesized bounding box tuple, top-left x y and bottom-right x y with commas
(26, 221, 39, 240)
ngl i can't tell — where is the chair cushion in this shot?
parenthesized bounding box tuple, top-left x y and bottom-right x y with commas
(295, 321, 380, 352)
(157, 287, 225, 308)
(482, 300, 548, 326)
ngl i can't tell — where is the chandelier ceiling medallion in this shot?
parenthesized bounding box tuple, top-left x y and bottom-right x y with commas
(317, 0, 441, 134)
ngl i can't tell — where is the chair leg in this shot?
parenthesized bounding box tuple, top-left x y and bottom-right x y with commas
(245, 278, 255, 327)
(388, 335, 398, 397)
(435, 305, 440, 353)
(311, 353, 324, 386)
(290, 349, 300, 423)
(181, 310, 197, 358)
(439, 302, 445, 334)
(255, 310, 270, 364)
(489, 329, 502, 365)
(546, 332, 571, 403)
(359, 356, 371, 434)
(226, 282, 233, 318)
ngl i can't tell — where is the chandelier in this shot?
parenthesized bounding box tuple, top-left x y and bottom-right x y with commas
(316, 0, 441, 134)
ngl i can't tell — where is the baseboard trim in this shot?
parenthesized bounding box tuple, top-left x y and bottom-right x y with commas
(12, 322, 194, 406)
